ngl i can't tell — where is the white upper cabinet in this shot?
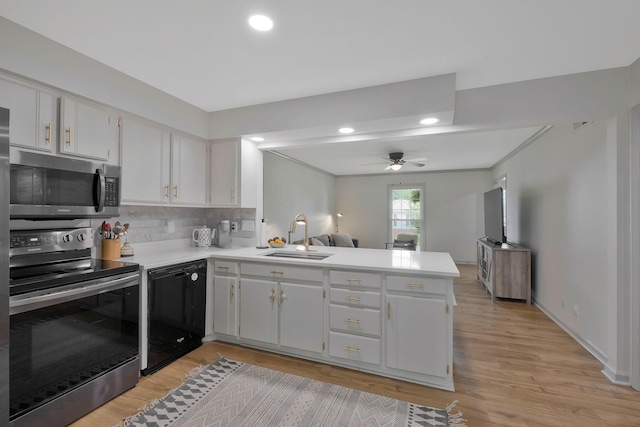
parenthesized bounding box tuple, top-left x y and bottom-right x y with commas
(121, 117, 208, 206)
(0, 77, 56, 152)
(60, 96, 119, 164)
(210, 137, 260, 208)
(121, 117, 171, 204)
(171, 134, 208, 206)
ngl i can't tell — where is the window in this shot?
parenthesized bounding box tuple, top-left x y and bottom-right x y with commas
(389, 185, 424, 250)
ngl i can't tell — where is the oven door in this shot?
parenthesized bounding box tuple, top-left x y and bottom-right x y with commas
(9, 148, 120, 219)
(9, 272, 139, 424)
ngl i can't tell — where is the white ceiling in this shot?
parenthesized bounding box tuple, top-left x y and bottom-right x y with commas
(2, 1, 640, 175)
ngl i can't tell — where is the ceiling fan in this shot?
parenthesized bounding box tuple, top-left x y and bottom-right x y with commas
(364, 152, 427, 171)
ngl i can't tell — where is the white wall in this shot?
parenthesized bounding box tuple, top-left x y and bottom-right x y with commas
(0, 17, 209, 138)
(336, 170, 490, 261)
(263, 152, 336, 243)
(492, 121, 611, 361)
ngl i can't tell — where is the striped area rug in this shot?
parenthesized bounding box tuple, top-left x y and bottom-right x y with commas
(123, 357, 465, 427)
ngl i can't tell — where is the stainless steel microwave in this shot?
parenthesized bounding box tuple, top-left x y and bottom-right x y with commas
(9, 148, 121, 219)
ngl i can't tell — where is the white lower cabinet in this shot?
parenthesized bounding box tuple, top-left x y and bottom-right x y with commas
(385, 294, 450, 379)
(214, 260, 455, 391)
(213, 275, 238, 337)
(238, 263, 324, 354)
(239, 278, 278, 345)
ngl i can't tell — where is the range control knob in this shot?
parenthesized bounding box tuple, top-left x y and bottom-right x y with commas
(62, 234, 72, 243)
(77, 233, 86, 242)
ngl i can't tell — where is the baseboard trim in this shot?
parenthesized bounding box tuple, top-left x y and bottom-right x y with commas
(534, 300, 630, 386)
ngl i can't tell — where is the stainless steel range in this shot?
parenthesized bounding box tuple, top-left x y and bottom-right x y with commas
(8, 227, 140, 427)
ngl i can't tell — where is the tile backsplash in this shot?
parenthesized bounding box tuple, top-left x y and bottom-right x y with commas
(114, 205, 257, 244)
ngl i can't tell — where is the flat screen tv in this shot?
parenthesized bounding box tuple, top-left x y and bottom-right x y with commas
(484, 187, 506, 245)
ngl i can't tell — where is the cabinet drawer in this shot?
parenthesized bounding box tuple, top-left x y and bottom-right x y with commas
(329, 305, 380, 336)
(386, 275, 450, 296)
(213, 260, 238, 275)
(329, 270, 381, 289)
(329, 332, 381, 366)
(330, 288, 380, 308)
(241, 262, 323, 283)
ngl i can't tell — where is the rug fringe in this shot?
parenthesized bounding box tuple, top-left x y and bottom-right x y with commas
(445, 400, 468, 427)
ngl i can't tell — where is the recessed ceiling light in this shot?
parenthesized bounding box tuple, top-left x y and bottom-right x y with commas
(420, 117, 439, 125)
(250, 136, 265, 142)
(339, 127, 354, 134)
(249, 15, 273, 31)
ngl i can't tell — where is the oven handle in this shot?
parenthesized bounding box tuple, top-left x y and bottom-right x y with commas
(10, 272, 140, 315)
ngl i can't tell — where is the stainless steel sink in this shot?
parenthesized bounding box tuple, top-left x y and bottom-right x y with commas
(264, 251, 332, 260)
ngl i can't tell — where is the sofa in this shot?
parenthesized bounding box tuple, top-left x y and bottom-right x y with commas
(293, 233, 359, 248)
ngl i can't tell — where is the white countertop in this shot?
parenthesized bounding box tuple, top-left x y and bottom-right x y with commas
(122, 242, 459, 277)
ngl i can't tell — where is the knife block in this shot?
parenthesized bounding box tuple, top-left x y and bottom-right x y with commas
(102, 238, 121, 260)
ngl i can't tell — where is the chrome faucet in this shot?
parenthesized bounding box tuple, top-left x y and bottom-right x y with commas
(291, 213, 309, 251)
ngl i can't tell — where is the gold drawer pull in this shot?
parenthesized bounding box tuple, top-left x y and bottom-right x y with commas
(230, 283, 235, 299)
(346, 278, 361, 283)
(173, 185, 179, 199)
(269, 288, 276, 303)
(387, 302, 391, 320)
(345, 318, 361, 324)
(271, 270, 284, 276)
(164, 185, 169, 199)
(345, 296, 361, 302)
(45, 123, 52, 144)
(65, 127, 72, 146)
(406, 283, 425, 289)
(345, 346, 361, 353)
(217, 266, 230, 271)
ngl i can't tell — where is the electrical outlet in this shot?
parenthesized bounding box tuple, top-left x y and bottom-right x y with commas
(231, 221, 238, 232)
(167, 220, 175, 233)
(573, 304, 579, 317)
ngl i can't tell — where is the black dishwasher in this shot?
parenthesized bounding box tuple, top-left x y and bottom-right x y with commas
(143, 259, 206, 375)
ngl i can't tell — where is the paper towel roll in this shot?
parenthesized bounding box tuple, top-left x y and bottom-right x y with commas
(257, 218, 268, 248)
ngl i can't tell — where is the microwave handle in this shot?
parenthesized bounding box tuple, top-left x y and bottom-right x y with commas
(95, 168, 106, 212)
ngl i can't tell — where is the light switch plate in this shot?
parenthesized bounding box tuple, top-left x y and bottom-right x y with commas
(242, 220, 255, 231)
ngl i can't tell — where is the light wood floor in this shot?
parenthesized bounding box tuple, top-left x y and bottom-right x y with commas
(72, 264, 640, 426)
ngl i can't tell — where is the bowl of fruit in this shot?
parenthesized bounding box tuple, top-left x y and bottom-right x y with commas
(268, 237, 286, 248)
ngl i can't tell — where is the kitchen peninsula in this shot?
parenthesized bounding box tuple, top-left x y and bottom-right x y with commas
(128, 244, 459, 391)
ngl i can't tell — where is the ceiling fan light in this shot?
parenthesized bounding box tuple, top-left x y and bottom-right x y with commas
(339, 127, 354, 134)
(420, 117, 439, 125)
(390, 163, 402, 171)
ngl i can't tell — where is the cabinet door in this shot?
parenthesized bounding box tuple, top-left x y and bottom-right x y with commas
(0, 79, 54, 152)
(386, 294, 449, 379)
(213, 275, 237, 336)
(121, 117, 171, 203)
(60, 97, 117, 161)
(239, 278, 278, 345)
(171, 134, 208, 205)
(279, 282, 324, 353)
(210, 139, 239, 206)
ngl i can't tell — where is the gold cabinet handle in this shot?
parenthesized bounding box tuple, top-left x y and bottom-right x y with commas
(45, 123, 51, 144)
(164, 185, 169, 199)
(346, 278, 362, 283)
(271, 270, 284, 276)
(279, 289, 287, 305)
(65, 127, 72, 146)
(387, 302, 391, 320)
(345, 318, 361, 324)
(231, 188, 235, 203)
(345, 296, 361, 302)
(230, 283, 235, 299)
(173, 185, 178, 199)
(217, 266, 229, 271)
(269, 288, 275, 303)
(406, 283, 425, 289)
(345, 346, 361, 353)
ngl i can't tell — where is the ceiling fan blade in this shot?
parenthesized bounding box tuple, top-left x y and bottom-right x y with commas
(362, 161, 390, 166)
(405, 157, 427, 162)
(384, 165, 392, 170)
(407, 161, 426, 167)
